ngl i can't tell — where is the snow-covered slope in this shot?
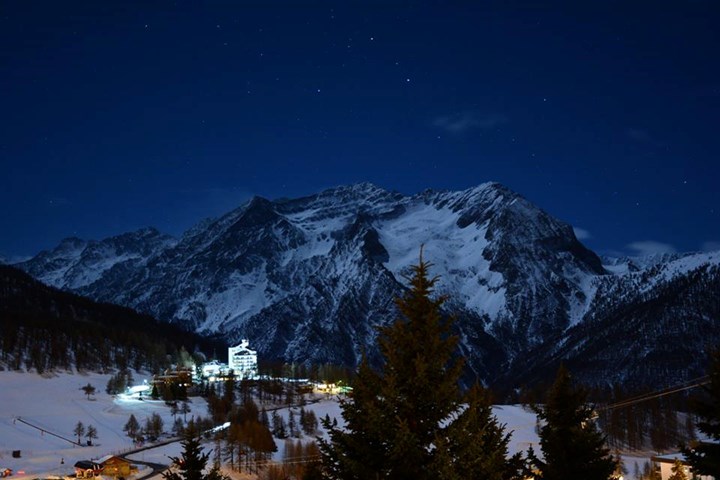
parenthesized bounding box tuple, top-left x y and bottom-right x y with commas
(17, 183, 720, 388)
(19, 228, 176, 290)
(497, 251, 720, 391)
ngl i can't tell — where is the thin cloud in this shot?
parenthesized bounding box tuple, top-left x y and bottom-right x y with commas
(433, 112, 508, 134)
(573, 227, 591, 240)
(701, 241, 720, 252)
(626, 240, 677, 256)
(625, 128, 664, 148)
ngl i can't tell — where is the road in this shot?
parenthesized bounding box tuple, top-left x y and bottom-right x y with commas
(118, 436, 183, 479)
(127, 460, 168, 480)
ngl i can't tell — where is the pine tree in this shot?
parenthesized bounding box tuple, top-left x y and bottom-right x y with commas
(124, 414, 141, 442)
(145, 412, 164, 441)
(260, 407, 269, 428)
(301, 408, 318, 435)
(181, 401, 192, 422)
(320, 253, 522, 480)
(173, 417, 185, 436)
(431, 384, 523, 480)
(163, 426, 228, 480)
(667, 459, 688, 480)
(272, 410, 287, 439)
(528, 365, 617, 480)
(106, 375, 119, 395)
(682, 347, 720, 477)
(151, 383, 160, 400)
(289, 409, 300, 438)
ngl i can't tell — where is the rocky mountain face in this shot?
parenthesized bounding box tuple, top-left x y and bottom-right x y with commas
(19, 227, 176, 290)
(15, 183, 720, 389)
(496, 252, 720, 393)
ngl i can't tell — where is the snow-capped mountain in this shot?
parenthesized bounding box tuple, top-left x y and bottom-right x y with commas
(498, 251, 720, 391)
(16, 183, 720, 388)
(20, 227, 177, 290)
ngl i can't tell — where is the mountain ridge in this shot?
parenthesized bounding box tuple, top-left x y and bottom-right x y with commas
(14, 182, 720, 389)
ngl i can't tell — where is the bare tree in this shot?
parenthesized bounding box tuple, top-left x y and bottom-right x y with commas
(73, 421, 85, 445)
(86, 425, 98, 445)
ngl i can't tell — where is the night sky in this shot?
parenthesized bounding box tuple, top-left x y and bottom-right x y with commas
(2, 2, 718, 260)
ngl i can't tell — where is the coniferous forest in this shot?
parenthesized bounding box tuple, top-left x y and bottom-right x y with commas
(0, 264, 224, 373)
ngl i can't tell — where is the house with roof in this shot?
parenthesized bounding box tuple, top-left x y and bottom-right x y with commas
(73, 460, 102, 478)
(96, 455, 135, 478)
(651, 452, 715, 480)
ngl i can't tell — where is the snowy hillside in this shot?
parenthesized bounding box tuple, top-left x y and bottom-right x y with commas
(0, 370, 666, 480)
(0, 371, 345, 480)
(0, 371, 181, 479)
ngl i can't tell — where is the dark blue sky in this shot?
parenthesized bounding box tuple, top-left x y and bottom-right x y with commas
(2, 2, 718, 259)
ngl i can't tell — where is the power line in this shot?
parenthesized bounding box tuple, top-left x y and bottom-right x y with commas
(13, 416, 79, 446)
(229, 454, 322, 469)
(597, 376, 710, 412)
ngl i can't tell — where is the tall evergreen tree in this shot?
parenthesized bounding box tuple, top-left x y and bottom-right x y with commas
(181, 401, 192, 422)
(682, 347, 720, 477)
(528, 365, 617, 480)
(432, 384, 523, 480)
(163, 427, 227, 480)
(124, 414, 140, 441)
(320, 253, 522, 480)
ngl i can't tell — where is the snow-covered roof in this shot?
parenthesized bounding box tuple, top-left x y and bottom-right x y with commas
(96, 455, 129, 465)
(652, 452, 686, 463)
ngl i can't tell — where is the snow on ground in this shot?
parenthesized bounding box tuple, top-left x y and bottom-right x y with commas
(1, 371, 664, 480)
(0, 370, 191, 480)
(492, 405, 540, 456)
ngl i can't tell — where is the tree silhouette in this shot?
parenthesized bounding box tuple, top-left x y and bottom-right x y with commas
(181, 401, 192, 422)
(73, 421, 85, 445)
(320, 252, 523, 479)
(163, 426, 228, 480)
(124, 414, 141, 442)
(80, 383, 96, 400)
(682, 347, 720, 477)
(528, 365, 617, 480)
(86, 425, 98, 445)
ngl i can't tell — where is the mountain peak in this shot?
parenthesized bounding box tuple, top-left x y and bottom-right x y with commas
(319, 182, 390, 199)
(16, 181, 720, 390)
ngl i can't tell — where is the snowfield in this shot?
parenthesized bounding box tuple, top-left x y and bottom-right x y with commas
(0, 370, 654, 479)
(0, 370, 183, 480)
